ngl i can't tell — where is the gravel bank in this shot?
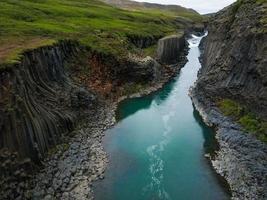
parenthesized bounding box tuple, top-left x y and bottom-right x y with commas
(190, 89, 267, 200)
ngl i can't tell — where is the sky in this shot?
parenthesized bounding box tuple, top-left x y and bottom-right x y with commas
(134, 0, 236, 14)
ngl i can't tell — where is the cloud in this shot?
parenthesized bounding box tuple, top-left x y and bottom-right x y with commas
(134, 0, 236, 14)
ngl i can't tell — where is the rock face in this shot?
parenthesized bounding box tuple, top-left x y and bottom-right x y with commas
(195, 0, 267, 118)
(191, 0, 267, 199)
(0, 41, 96, 163)
(126, 56, 161, 82)
(127, 34, 160, 49)
(0, 37, 164, 165)
(157, 34, 185, 64)
(0, 30, 189, 199)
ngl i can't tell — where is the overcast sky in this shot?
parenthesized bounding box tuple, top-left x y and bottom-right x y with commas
(135, 0, 236, 14)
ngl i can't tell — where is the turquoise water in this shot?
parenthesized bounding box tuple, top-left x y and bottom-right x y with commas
(94, 34, 230, 200)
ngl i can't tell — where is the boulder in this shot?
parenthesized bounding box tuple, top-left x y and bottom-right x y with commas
(126, 56, 161, 82)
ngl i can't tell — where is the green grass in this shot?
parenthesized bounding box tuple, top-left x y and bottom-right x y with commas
(143, 45, 158, 57)
(122, 83, 145, 96)
(218, 99, 243, 118)
(218, 99, 267, 143)
(232, 0, 243, 14)
(0, 0, 203, 65)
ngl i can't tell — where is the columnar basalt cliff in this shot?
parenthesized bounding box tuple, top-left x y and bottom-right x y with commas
(157, 34, 186, 64)
(191, 0, 267, 199)
(0, 34, 186, 164)
(195, 0, 267, 118)
(0, 41, 95, 163)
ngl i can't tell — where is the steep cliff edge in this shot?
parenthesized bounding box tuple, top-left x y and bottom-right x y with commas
(0, 41, 94, 162)
(157, 34, 186, 64)
(191, 0, 267, 199)
(196, 0, 267, 119)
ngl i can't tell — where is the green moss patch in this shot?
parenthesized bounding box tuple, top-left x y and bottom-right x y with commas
(218, 99, 267, 143)
(122, 83, 145, 96)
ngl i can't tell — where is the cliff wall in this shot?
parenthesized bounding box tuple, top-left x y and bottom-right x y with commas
(157, 34, 186, 64)
(195, 0, 267, 118)
(191, 0, 267, 199)
(0, 38, 167, 164)
(0, 41, 97, 163)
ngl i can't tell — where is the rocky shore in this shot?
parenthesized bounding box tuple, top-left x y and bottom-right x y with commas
(31, 100, 115, 200)
(190, 89, 267, 199)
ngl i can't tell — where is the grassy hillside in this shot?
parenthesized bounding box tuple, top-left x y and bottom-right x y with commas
(0, 0, 203, 65)
(101, 0, 201, 21)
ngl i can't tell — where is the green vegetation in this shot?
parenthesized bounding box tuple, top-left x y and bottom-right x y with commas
(122, 83, 145, 96)
(143, 45, 157, 57)
(256, 0, 267, 4)
(257, 0, 267, 27)
(0, 0, 202, 65)
(218, 99, 267, 143)
(218, 99, 243, 118)
(231, 0, 267, 32)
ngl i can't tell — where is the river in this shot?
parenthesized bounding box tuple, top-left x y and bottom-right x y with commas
(94, 34, 230, 200)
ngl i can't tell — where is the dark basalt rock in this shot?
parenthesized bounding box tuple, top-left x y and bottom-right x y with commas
(124, 56, 161, 83)
(71, 88, 96, 109)
(0, 41, 96, 163)
(0, 40, 99, 199)
(157, 34, 186, 64)
(195, 0, 267, 118)
(126, 34, 160, 49)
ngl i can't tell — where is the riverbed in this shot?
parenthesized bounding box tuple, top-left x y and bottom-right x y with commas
(94, 34, 230, 200)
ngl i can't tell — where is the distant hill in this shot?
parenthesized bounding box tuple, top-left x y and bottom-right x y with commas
(0, 0, 203, 65)
(102, 0, 198, 14)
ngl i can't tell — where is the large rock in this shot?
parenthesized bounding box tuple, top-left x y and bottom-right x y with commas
(157, 34, 185, 64)
(126, 56, 161, 82)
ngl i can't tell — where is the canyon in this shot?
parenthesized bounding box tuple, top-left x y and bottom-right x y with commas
(0, 0, 266, 199)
